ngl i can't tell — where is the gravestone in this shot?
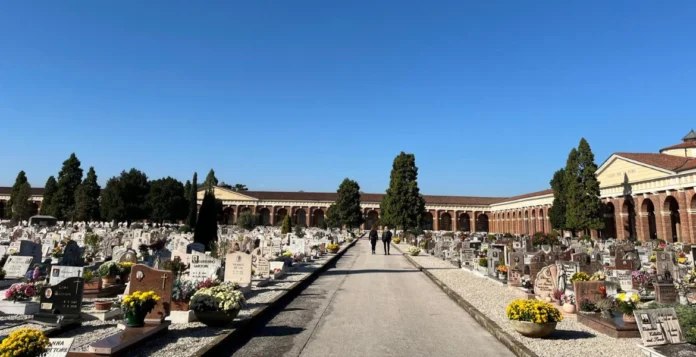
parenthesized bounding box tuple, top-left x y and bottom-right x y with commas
(112, 247, 127, 262)
(45, 338, 75, 357)
(654, 283, 678, 304)
(189, 252, 221, 281)
(508, 270, 522, 287)
(269, 261, 285, 273)
(186, 242, 205, 254)
(534, 264, 560, 300)
(509, 251, 525, 273)
(529, 252, 547, 281)
(460, 248, 475, 268)
(634, 308, 685, 346)
(49, 266, 84, 285)
(614, 269, 634, 292)
(257, 257, 270, 279)
(574, 281, 606, 307)
(119, 250, 138, 264)
(11, 240, 42, 265)
(128, 264, 173, 323)
(487, 248, 503, 277)
(61, 240, 84, 267)
(3, 256, 33, 278)
(0, 245, 7, 258)
(33, 277, 84, 326)
(656, 252, 677, 282)
(225, 252, 252, 287)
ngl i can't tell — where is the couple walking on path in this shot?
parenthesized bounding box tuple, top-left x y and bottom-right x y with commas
(368, 225, 392, 255)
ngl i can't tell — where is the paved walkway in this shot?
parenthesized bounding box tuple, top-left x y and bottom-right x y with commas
(231, 239, 514, 357)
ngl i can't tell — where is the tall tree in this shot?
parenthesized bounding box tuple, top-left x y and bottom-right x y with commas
(563, 148, 582, 235)
(575, 138, 604, 234)
(184, 180, 192, 205)
(548, 169, 567, 231)
(335, 178, 363, 229)
(41, 176, 58, 217)
(74, 167, 101, 222)
(194, 189, 218, 250)
(54, 153, 83, 220)
(325, 203, 341, 229)
(7, 171, 32, 223)
(147, 177, 188, 223)
(232, 184, 248, 192)
(203, 169, 218, 190)
(380, 152, 426, 231)
(186, 173, 198, 228)
(218, 181, 232, 189)
(280, 213, 292, 234)
(120, 168, 150, 224)
(100, 177, 125, 223)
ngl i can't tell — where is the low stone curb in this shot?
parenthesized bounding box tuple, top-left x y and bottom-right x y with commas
(392, 242, 539, 357)
(193, 238, 360, 357)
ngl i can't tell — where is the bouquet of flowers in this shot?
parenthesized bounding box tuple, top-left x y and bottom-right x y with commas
(678, 252, 688, 265)
(496, 265, 508, 274)
(570, 272, 590, 283)
(0, 328, 50, 357)
(163, 257, 189, 277)
(198, 278, 221, 289)
(50, 246, 63, 258)
(407, 246, 421, 256)
(561, 293, 576, 305)
(590, 271, 606, 281)
(118, 262, 135, 276)
(282, 250, 293, 258)
(326, 243, 340, 251)
(506, 299, 563, 323)
(615, 292, 640, 315)
(172, 280, 198, 302)
(121, 290, 160, 317)
(4, 283, 37, 302)
(190, 284, 246, 312)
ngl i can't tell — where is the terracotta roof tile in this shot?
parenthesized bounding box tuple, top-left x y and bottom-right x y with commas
(614, 152, 695, 172)
(660, 141, 696, 152)
(240, 190, 503, 206)
(492, 189, 553, 203)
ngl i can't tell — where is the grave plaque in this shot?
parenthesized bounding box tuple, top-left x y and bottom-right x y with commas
(270, 261, 285, 273)
(509, 251, 525, 272)
(224, 252, 252, 286)
(3, 256, 33, 278)
(189, 253, 221, 281)
(508, 270, 522, 287)
(45, 338, 75, 357)
(460, 248, 475, 267)
(128, 264, 173, 323)
(35, 277, 84, 325)
(534, 264, 559, 300)
(257, 257, 270, 278)
(634, 308, 685, 346)
(49, 266, 84, 285)
(654, 283, 678, 304)
(615, 269, 633, 292)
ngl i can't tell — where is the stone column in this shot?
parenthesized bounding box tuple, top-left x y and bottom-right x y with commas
(655, 193, 668, 241)
(452, 211, 458, 232)
(471, 211, 477, 233)
(677, 190, 690, 243)
(613, 198, 625, 240)
(433, 210, 440, 231)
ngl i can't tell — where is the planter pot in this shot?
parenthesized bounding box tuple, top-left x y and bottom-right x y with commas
(85, 279, 103, 291)
(563, 303, 576, 314)
(125, 312, 147, 327)
(171, 300, 190, 311)
(498, 273, 507, 280)
(95, 301, 113, 311)
(101, 276, 118, 287)
(409, 252, 420, 256)
(120, 273, 130, 283)
(622, 313, 636, 324)
(328, 248, 339, 254)
(194, 309, 241, 327)
(601, 310, 614, 319)
(510, 320, 557, 338)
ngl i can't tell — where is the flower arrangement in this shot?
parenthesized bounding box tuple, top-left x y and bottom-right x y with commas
(675, 279, 690, 296)
(553, 289, 564, 301)
(595, 298, 614, 313)
(98, 261, 120, 277)
(50, 246, 63, 258)
(579, 299, 597, 312)
(121, 291, 160, 325)
(4, 283, 37, 302)
(615, 292, 640, 315)
(9, 249, 18, 255)
(190, 284, 246, 312)
(118, 262, 135, 276)
(172, 280, 198, 302)
(506, 299, 563, 324)
(561, 293, 576, 305)
(496, 265, 508, 274)
(407, 246, 421, 256)
(678, 252, 688, 265)
(570, 272, 590, 283)
(478, 257, 488, 267)
(326, 243, 340, 251)
(0, 328, 50, 357)
(282, 250, 293, 258)
(590, 271, 606, 281)
(649, 253, 656, 263)
(198, 278, 221, 289)
(419, 241, 426, 248)
(424, 232, 432, 239)
(163, 257, 189, 277)
(393, 237, 401, 244)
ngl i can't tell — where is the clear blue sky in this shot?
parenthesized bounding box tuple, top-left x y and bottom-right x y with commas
(1, 1, 695, 197)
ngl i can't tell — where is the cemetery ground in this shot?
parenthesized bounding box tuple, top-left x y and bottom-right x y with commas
(230, 239, 513, 357)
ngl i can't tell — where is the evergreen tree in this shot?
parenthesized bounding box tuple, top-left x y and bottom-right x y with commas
(120, 168, 150, 224)
(54, 153, 83, 220)
(325, 203, 341, 229)
(203, 169, 218, 190)
(41, 176, 58, 217)
(100, 177, 126, 223)
(281, 213, 292, 234)
(380, 152, 426, 231)
(184, 180, 191, 205)
(186, 173, 198, 228)
(147, 177, 188, 224)
(74, 167, 101, 222)
(232, 184, 248, 192)
(194, 189, 218, 250)
(237, 211, 257, 231)
(576, 138, 604, 234)
(7, 171, 32, 223)
(563, 148, 582, 235)
(218, 181, 233, 189)
(548, 169, 567, 231)
(335, 178, 363, 229)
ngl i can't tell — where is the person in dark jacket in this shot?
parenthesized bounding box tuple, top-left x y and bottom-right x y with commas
(369, 225, 379, 254)
(382, 227, 393, 255)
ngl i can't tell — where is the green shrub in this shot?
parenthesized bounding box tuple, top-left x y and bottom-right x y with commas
(237, 212, 257, 231)
(478, 257, 488, 267)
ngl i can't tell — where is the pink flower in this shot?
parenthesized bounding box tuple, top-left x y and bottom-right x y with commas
(24, 286, 35, 297)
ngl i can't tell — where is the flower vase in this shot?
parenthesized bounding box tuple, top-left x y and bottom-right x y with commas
(562, 303, 576, 314)
(622, 313, 636, 324)
(125, 312, 146, 327)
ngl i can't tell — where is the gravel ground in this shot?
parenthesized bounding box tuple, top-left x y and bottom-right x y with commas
(393, 243, 642, 357)
(62, 320, 121, 352)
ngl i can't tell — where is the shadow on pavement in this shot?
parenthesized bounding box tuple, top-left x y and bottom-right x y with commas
(322, 269, 419, 276)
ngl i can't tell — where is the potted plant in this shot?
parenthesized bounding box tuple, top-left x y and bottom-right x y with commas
(615, 292, 639, 323)
(496, 265, 508, 280)
(506, 299, 563, 338)
(94, 301, 113, 311)
(50, 246, 64, 264)
(570, 272, 590, 283)
(172, 280, 198, 311)
(118, 262, 134, 283)
(163, 257, 189, 279)
(82, 270, 102, 291)
(561, 293, 576, 313)
(0, 269, 5, 280)
(327, 243, 339, 254)
(0, 328, 50, 357)
(407, 246, 421, 256)
(595, 298, 615, 319)
(98, 261, 121, 286)
(190, 284, 246, 327)
(393, 237, 401, 244)
(121, 290, 160, 327)
(478, 257, 488, 269)
(578, 299, 597, 313)
(4, 282, 37, 302)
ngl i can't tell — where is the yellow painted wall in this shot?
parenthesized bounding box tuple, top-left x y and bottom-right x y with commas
(598, 157, 670, 187)
(196, 187, 257, 201)
(661, 148, 696, 158)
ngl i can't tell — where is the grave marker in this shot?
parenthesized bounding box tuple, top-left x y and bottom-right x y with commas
(128, 264, 173, 323)
(224, 252, 252, 287)
(49, 266, 84, 286)
(34, 277, 84, 326)
(634, 308, 685, 346)
(3, 256, 33, 279)
(189, 252, 221, 281)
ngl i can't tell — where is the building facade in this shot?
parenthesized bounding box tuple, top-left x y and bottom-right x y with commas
(4, 131, 696, 243)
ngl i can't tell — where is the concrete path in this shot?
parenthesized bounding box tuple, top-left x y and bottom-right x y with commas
(231, 239, 514, 357)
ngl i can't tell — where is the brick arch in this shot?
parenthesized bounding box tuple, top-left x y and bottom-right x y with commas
(664, 195, 681, 242)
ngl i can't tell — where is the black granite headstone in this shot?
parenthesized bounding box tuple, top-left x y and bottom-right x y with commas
(33, 277, 84, 326)
(62, 240, 84, 267)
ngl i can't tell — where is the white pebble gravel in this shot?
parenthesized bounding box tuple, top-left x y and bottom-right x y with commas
(393, 243, 642, 357)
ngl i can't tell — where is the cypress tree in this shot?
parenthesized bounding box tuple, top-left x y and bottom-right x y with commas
(563, 148, 582, 235)
(281, 213, 292, 234)
(548, 169, 567, 231)
(203, 169, 218, 190)
(325, 203, 341, 229)
(336, 178, 363, 230)
(74, 167, 101, 222)
(41, 176, 58, 217)
(6, 171, 28, 218)
(576, 138, 604, 234)
(194, 189, 218, 250)
(54, 153, 83, 220)
(380, 152, 426, 231)
(7, 171, 31, 223)
(184, 180, 192, 204)
(100, 177, 125, 223)
(186, 173, 198, 228)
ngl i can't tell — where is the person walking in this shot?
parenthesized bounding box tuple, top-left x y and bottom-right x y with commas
(382, 226, 393, 255)
(369, 225, 379, 254)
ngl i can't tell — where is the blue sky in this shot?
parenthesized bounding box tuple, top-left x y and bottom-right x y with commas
(1, 1, 695, 197)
